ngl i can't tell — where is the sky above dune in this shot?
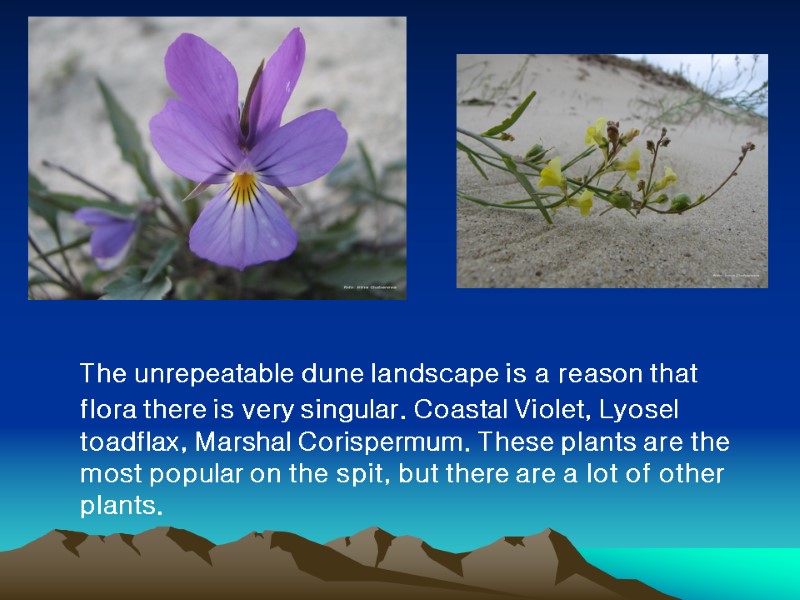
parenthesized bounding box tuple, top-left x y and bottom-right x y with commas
(616, 54, 768, 115)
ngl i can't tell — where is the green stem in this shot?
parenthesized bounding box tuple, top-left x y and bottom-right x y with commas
(562, 146, 597, 171)
(159, 199, 185, 231)
(564, 142, 626, 201)
(457, 127, 553, 223)
(28, 234, 80, 294)
(52, 227, 80, 288)
(693, 152, 749, 207)
(643, 143, 660, 199)
(501, 157, 553, 223)
(27, 235, 91, 260)
(564, 163, 606, 201)
(456, 127, 513, 158)
(457, 130, 638, 219)
(42, 160, 120, 202)
(458, 191, 563, 210)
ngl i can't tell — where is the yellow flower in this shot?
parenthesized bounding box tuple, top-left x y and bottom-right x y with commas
(585, 117, 607, 146)
(622, 128, 640, 145)
(567, 190, 593, 217)
(654, 166, 677, 191)
(537, 156, 566, 190)
(611, 148, 641, 180)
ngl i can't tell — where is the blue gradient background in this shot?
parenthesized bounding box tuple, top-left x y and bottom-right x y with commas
(12, 4, 798, 600)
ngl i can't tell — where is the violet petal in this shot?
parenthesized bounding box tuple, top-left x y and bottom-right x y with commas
(75, 208, 137, 270)
(189, 183, 298, 270)
(246, 28, 305, 145)
(165, 33, 240, 141)
(250, 109, 347, 187)
(89, 219, 136, 259)
(150, 99, 243, 184)
(74, 207, 127, 227)
(95, 233, 136, 271)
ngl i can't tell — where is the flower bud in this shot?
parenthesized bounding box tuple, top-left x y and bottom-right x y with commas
(670, 193, 692, 212)
(622, 128, 640, 145)
(739, 141, 756, 159)
(139, 199, 158, 214)
(607, 191, 633, 209)
(525, 144, 546, 160)
(607, 121, 620, 147)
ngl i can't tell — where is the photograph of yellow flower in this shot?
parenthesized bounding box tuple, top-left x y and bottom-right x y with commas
(457, 54, 768, 288)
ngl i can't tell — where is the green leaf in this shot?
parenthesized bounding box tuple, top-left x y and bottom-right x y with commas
(30, 190, 136, 216)
(29, 174, 82, 285)
(144, 238, 179, 283)
(358, 141, 379, 193)
(171, 177, 195, 200)
(383, 158, 407, 174)
(174, 278, 201, 300)
(318, 256, 406, 288)
(458, 141, 488, 180)
(562, 146, 597, 171)
(325, 158, 361, 187)
(28, 235, 90, 262)
(303, 210, 361, 251)
(458, 191, 552, 210)
(96, 78, 160, 198)
(101, 266, 171, 300)
(265, 274, 310, 297)
(28, 171, 60, 233)
(28, 274, 59, 287)
(28, 262, 57, 281)
(501, 156, 553, 224)
(481, 90, 537, 137)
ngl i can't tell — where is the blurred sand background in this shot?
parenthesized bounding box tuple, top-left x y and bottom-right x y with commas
(457, 54, 768, 288)
(28, 17, 406, 240)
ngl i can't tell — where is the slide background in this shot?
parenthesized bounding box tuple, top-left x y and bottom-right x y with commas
(12, 4, 798, 599)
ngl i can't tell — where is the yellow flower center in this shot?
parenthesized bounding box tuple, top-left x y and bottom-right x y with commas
(231, 172, 258, 204)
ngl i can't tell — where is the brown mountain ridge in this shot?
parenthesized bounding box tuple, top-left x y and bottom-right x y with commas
(0, 526, 678, 600)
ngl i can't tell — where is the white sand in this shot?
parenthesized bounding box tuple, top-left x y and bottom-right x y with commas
(457, 54, 768, 288)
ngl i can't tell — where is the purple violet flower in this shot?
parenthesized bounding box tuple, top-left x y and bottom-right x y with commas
(74, 207, 137, 271)
(150, 28, 347, 270)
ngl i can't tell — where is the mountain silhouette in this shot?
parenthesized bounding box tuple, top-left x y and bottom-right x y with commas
(0, 526, 678, 599)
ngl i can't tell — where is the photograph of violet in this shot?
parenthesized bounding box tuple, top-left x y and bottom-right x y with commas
(28, 17, 406, 299)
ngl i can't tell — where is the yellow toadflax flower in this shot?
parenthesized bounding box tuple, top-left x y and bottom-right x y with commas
(611, 148, 641, 180)
(585, 117, 607, 146)
(567, 190, 593, 217)
(537, 156, 566, 191)
(654, 166, 677, 191)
